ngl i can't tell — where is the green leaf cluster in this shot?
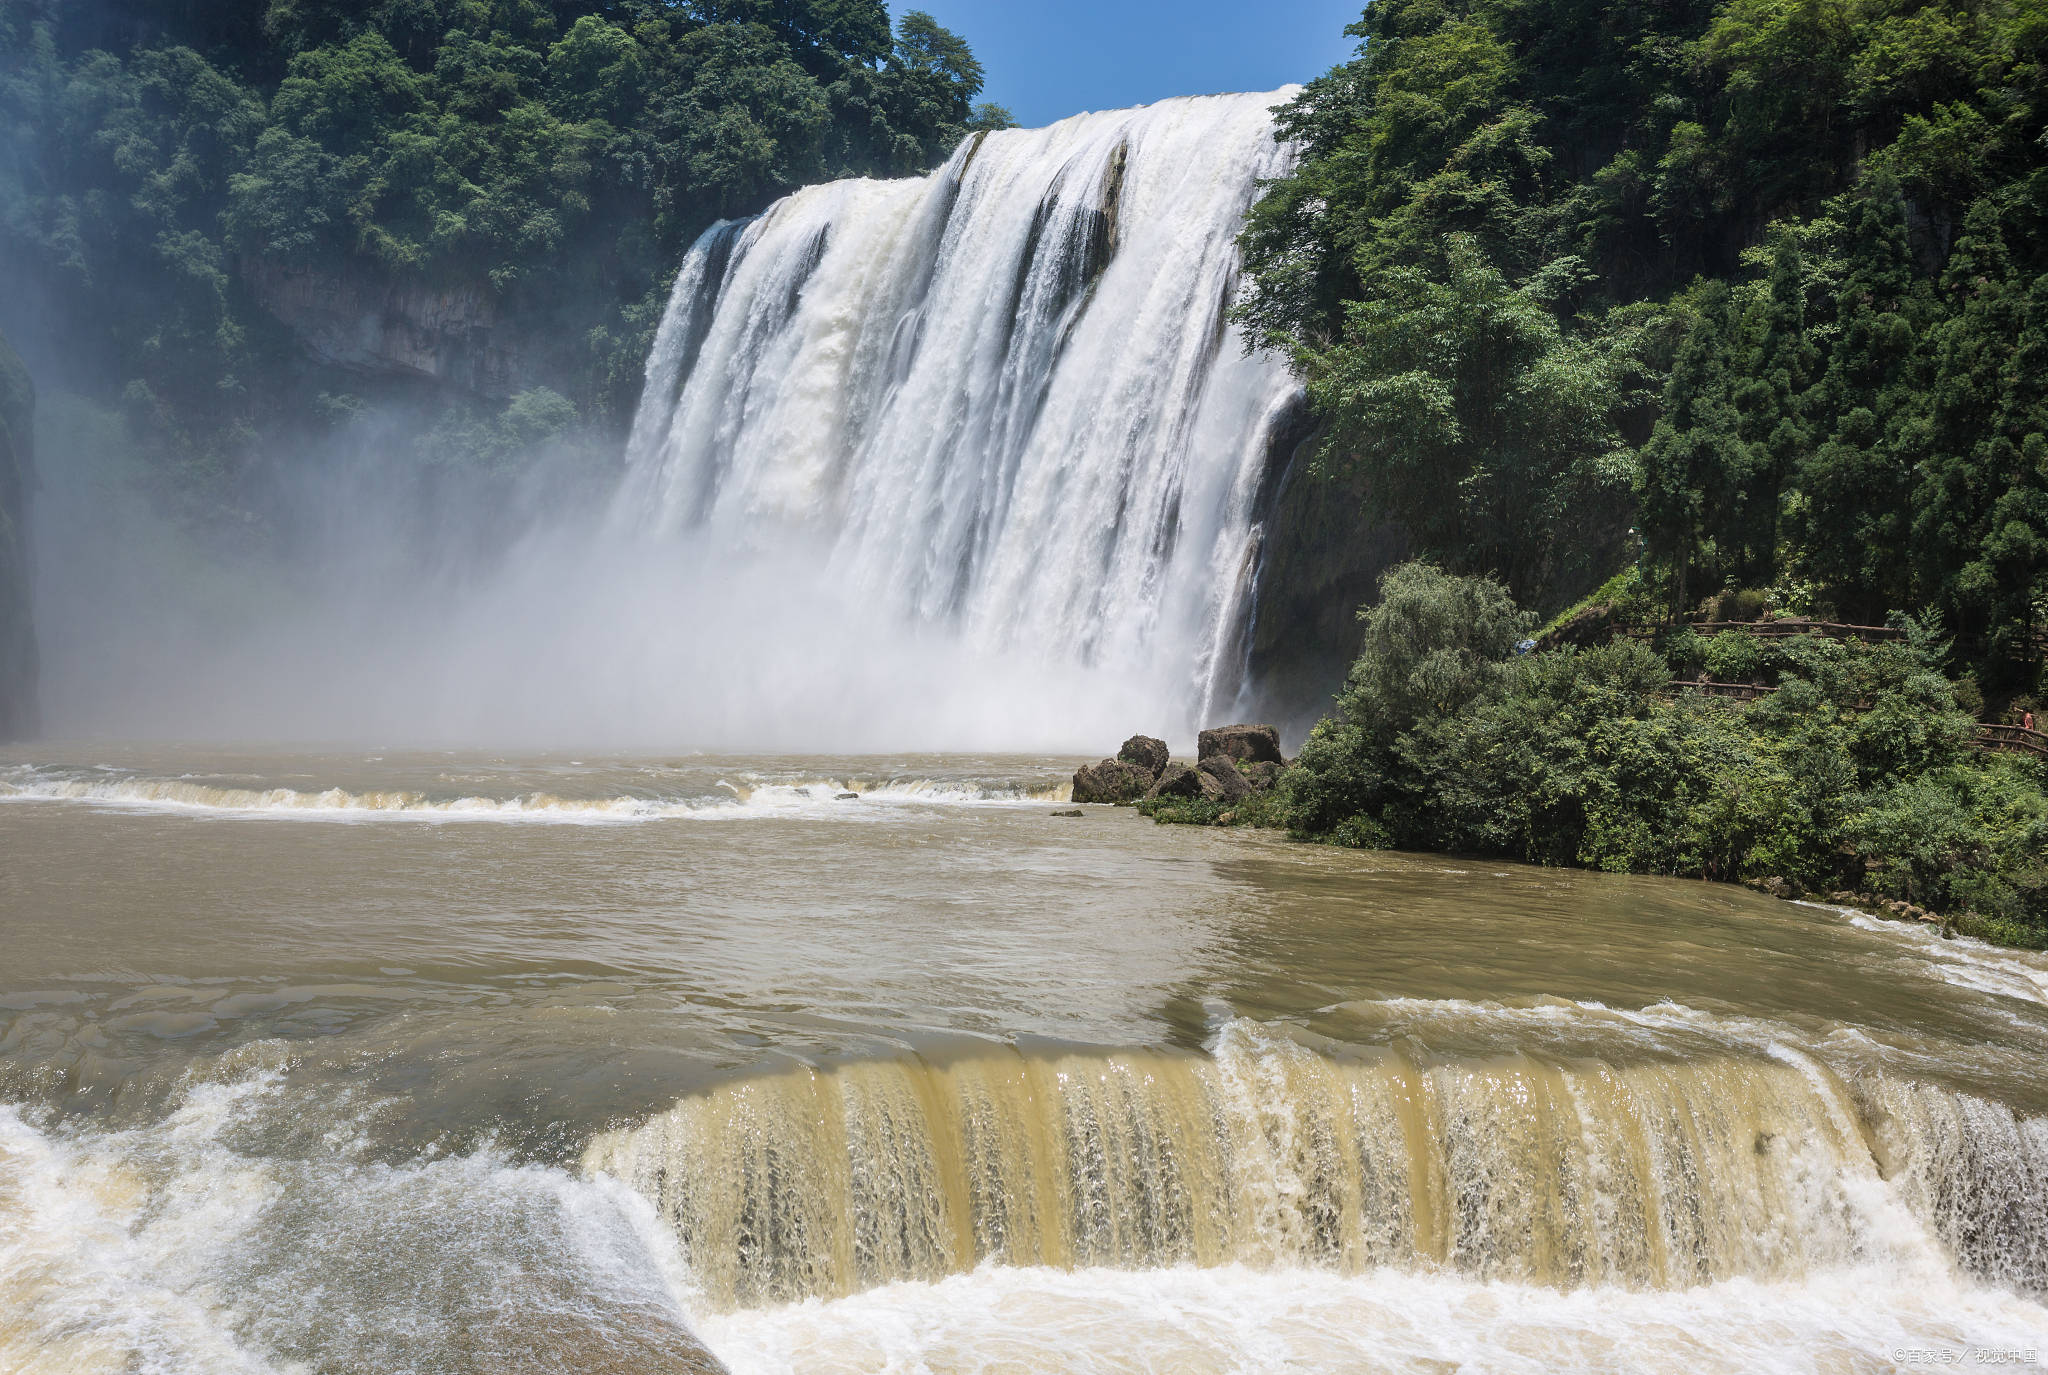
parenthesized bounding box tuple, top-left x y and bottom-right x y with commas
(1244, 0, 2048, 693)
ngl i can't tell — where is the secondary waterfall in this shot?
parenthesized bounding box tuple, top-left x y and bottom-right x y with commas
(618, 92, 1302, 734)
(585, 1021, 2048, 1310)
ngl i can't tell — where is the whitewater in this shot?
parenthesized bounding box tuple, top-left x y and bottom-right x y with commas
(33, 91, 1303, 751)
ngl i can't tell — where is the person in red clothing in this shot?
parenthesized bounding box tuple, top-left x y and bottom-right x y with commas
(2027, 710, 2037, 732)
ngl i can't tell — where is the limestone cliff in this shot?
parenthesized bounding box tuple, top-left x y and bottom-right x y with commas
(0, 329, 35, 738)
(238, 256, 529, 397)
(1242, 433, 1406, 735)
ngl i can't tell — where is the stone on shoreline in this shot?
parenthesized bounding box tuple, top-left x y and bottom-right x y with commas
(1198, 755, 1252, 803)
(1197, 723, 1283, 766)
(1072, 758, 1153, 804)
(1117, 734, 1170, 778)
(1146, 762, 1225, 802)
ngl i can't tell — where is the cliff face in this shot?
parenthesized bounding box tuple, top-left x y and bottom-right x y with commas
(1242, 434, 1407, 737)
(0, 329, 35, 739)
(238, 257, 528, 397)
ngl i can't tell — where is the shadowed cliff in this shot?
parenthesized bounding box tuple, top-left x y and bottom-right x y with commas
(0, 329, 33, 739)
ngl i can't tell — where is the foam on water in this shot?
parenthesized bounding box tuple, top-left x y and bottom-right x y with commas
(1833, 909, 2048, 1007)
(0, 764, 1071, 822)
(695, 1261, 2048, 1375)
(0, 1075, 723, 1374)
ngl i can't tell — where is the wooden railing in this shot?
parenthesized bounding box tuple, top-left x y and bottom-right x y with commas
(1690, 619, 1903, 641)
(1669, 680, 2044, 757)
(1676, 679, 1777, 701)
(1976, 724, 2048, 759)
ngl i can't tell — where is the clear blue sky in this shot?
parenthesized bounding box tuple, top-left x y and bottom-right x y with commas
(910, 1, 1367, 129)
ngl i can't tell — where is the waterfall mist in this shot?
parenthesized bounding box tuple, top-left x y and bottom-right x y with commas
(31, 92, 1301, 751)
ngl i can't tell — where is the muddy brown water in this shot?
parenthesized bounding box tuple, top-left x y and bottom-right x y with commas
(4, 746, 2046, 1372)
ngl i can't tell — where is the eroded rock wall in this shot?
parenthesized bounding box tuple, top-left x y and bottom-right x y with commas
(0, 329, 36, 738)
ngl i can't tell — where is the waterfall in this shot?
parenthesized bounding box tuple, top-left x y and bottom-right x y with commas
(584, 1022, 2048, 1309)
(618, 92, 1303, 734)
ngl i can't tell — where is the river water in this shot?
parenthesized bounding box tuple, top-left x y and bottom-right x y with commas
(4, 746, 2047, 1373)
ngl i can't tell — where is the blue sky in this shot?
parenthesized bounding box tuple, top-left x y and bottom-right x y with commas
(910, 1, 1367, 129)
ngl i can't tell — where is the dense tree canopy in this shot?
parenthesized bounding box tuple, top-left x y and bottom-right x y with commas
(1266, 563, 2048, 947)
(1242, 0, 2048, 695)
(0, 0, 1008, 510)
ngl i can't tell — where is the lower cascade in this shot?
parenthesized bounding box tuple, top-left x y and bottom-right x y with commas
(583, 1021, 2048, 1309)
(618, 91, 1303, 732)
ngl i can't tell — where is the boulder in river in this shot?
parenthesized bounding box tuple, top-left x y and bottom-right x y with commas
(1197, 723, 1283, 766)
(1146, 761, 1225, 802)
(1117, 734, 1170, 779)
(1198, 755, 1251, 803)
(1241, 760, 1282, 792)
(1072, 758, 1154, 804)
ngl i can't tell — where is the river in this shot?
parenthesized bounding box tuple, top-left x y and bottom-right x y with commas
(3, 745, 2045, 1372)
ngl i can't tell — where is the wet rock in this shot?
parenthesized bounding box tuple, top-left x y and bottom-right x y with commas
(1050, 808, 1083, 818)
(1146, 762, 1224, 802)
(1117, 734, 1170, 780)
(1197, 723, 1283, 766)
(1741, 875, 1797, 900)
(836, 792, 859, 800)
(1198, 755, 1252, 803)
(1241, 760, 1282, 792)
(1072, 759, 1153, 804)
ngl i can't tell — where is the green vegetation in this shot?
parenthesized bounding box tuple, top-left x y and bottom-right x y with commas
(1191, 563, 2048, 947)
(1240, 0, 2048, 700)
(0, 0, 1006, 521)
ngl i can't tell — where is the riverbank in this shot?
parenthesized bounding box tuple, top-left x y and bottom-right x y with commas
(1126, 563, 2048, 951)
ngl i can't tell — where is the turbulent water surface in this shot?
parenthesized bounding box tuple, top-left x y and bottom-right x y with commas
(5, 745, 2048, 1373)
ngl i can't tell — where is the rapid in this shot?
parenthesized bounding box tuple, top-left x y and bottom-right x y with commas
(4, 746, 2047, 1372)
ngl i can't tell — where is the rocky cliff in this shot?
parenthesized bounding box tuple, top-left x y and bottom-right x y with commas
(238, 257, 529, 398)
(0, 329, 36, 738)
(1242, 431, 1406, 735)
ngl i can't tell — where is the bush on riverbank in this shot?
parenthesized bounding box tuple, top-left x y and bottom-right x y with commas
(1175, 563, 2048, 948)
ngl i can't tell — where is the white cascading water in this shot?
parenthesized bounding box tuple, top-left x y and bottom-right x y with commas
(617, 91, 1302, 734)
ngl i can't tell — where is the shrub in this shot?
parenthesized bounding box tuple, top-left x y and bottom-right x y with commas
(1273, 564, 2048, 946)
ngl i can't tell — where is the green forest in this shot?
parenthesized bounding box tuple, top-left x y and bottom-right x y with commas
(0, 0, 1005, 518)
(1218, 0, 2048, 945)
(1240, 0, 2048, 695)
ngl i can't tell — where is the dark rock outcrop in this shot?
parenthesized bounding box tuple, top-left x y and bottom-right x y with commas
(1241, 760, 1282, 792)
(1117, 734, 1170, 778)
(1146, 761, 1225, 802)
(239, 256, 527, 397)
(1074, 734, 1171, 804)
(1242, 427, 1408, 734)
(1197, 723, 1283, 766)
(1198, 755, 1252, 803)
(0, 330, 35, 740)
(1072, 758, 1154, 804)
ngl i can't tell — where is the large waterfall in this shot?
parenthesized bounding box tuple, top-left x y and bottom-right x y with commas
(618, 92, 1303, 736)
